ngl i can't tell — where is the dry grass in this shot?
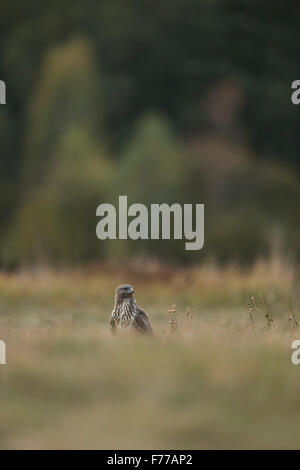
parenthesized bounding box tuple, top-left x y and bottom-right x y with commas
(0, 259, 299, 449)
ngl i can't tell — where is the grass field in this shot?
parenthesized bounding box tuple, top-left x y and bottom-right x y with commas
(0, 258, 299, 449)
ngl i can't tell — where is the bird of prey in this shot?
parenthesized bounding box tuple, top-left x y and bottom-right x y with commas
(110, 284, 154, 335)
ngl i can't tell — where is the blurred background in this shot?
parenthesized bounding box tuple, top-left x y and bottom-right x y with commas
(1, 0, 300, 268)
(1, 1, 300, 451)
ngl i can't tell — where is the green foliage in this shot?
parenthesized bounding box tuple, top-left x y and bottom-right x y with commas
(185, 137, 300, 264)
(8, 36, 111, 266)
(13, 129, 113, 265)
(0, 3, 300, 266)
(117, 113, 185, 204)
(24, 37, 101, 184)
(111, 113, 188, 261)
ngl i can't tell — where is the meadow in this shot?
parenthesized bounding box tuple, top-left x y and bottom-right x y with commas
(0, 258, 299, 449)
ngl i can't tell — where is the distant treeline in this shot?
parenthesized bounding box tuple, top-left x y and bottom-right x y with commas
(0, 0, 300, 267)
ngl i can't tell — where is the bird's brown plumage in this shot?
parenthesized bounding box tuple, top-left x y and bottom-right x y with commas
(110, 284, 154, 335)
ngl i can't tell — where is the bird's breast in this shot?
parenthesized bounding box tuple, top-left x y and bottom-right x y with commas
(112, 299, 135, 328)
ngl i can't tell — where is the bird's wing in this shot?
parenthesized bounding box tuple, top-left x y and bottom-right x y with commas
(110, 313, 117, 333)
(133, 307, 154, 335)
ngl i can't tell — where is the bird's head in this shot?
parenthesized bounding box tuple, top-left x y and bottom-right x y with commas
(115, 284, 135, 300)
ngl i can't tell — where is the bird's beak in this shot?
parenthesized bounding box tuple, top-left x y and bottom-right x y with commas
(129, 287, 134, 294)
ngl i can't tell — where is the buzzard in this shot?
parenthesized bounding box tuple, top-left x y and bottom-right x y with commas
(110, 284, 154, 335)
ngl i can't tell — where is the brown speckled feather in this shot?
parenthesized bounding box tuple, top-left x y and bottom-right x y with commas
(132, 307, 154, 335)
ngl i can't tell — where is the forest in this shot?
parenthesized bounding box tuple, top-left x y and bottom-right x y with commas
(0, 0, 300, 266)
